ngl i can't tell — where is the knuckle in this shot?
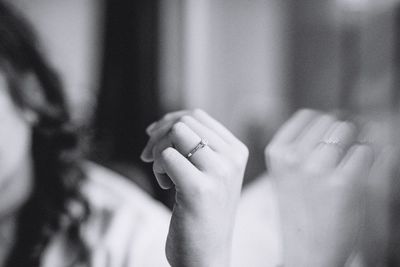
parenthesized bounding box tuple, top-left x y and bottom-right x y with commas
(215, 162, 233, 178)
(297, 108, 318, 117)
(160, 147, 175, 161)
(229, 144, 249, 167)
(232, 151, 248, 168)
(170, 121, 186, 136)
(319, 113, 336, 124)
(330, 121, 356, 137)
(162, 113, 174, 121)
(179, 115, 193, 124)
(335, 120, 355, 132)
(265, 143, 281, 161)
(267, 144, 301, 169)
(191, 108, 206, 118)
(343, 121, 357, 133)
(237, 142, 249, 157)
(243, 146, 249, 159)
(190, 179, 217, 198)
(154, 143, 170, 160)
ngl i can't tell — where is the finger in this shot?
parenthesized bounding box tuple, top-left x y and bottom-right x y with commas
(143, 109, 233, 160)
(191, 109, 239, 144)
(180, 115, 228, 153)
(366, 146, 398, 190)
(142, 108, 235, 160)
(144, 133, 173, 163)
(152, 137, 175, 189)
(265, 109, 319, 168)
(146, 110, 188, 135)
(142, 123, 174, 162)
(152, 136, 173, 172)
(337, 144, 374, 182)
(160, 147, 202, 190)
(295, 114, 336, 155)
(142, 126, 174, 162)
(141, 138, 158, 162)
(169, 122, 221, 171)
(306, 121, 357, 170)
(271, 109, 319, 146)
(141, 111, 190, 161)
(154, 171, 174, 190)
(357, 121, 391, 155)
(145, 121, 158, 135)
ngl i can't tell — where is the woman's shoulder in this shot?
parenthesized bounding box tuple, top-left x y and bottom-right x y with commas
(43, 162, 171, 267)
(82, 161, 169, 218)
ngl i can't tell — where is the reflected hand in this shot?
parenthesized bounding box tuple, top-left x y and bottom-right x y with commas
(265, 109, 374, 267)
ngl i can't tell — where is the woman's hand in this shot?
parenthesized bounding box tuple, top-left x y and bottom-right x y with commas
(141, 109, 248, 267)
(265, 109, 374, 267)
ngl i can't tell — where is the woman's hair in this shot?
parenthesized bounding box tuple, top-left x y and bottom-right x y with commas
(0, 1, 90, 266)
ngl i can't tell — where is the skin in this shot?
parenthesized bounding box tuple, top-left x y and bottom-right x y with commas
(141, 109, 248, 267)
(0, 72, 248, 266)
(0, 73, 35, 264)
(0, 73, 34, 218)
(265, 109, 375, 267)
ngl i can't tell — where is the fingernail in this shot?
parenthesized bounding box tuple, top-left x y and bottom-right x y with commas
(140, 144, 153, 162)
(140, 150, 148, 161)
(141, 152, 153, 162)
(146, 122, 157, 135)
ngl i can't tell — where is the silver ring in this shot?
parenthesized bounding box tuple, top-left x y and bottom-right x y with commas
(319, 139, 344, 151)
(321, 139, 341, 145)
(187, 139, 208, 159)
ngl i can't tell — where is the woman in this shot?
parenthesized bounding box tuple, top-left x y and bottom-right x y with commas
(0, 1, 248, 266)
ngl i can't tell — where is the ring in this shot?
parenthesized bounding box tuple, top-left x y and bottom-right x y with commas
(321, 139, 341, 145)
(186, 139, 208, 159)
(319, 139, 344, 151)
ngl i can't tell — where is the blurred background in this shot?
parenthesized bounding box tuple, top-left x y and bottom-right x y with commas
(8, 0, 400, 208)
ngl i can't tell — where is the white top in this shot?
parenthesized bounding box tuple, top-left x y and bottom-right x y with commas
(42, 162, 171, 267)
(232, 174, 282, 267)
(40, 165, 362, 266)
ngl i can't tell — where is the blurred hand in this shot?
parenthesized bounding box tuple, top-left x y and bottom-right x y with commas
(357, 119, 400, 266)
(265, 109, 374, 267)
(141, 109, 248, 267)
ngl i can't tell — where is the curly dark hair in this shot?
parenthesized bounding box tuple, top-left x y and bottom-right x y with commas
(0, 1, 90, 266)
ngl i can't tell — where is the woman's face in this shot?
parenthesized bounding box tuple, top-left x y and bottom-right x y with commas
(0, 72, 33, 215)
